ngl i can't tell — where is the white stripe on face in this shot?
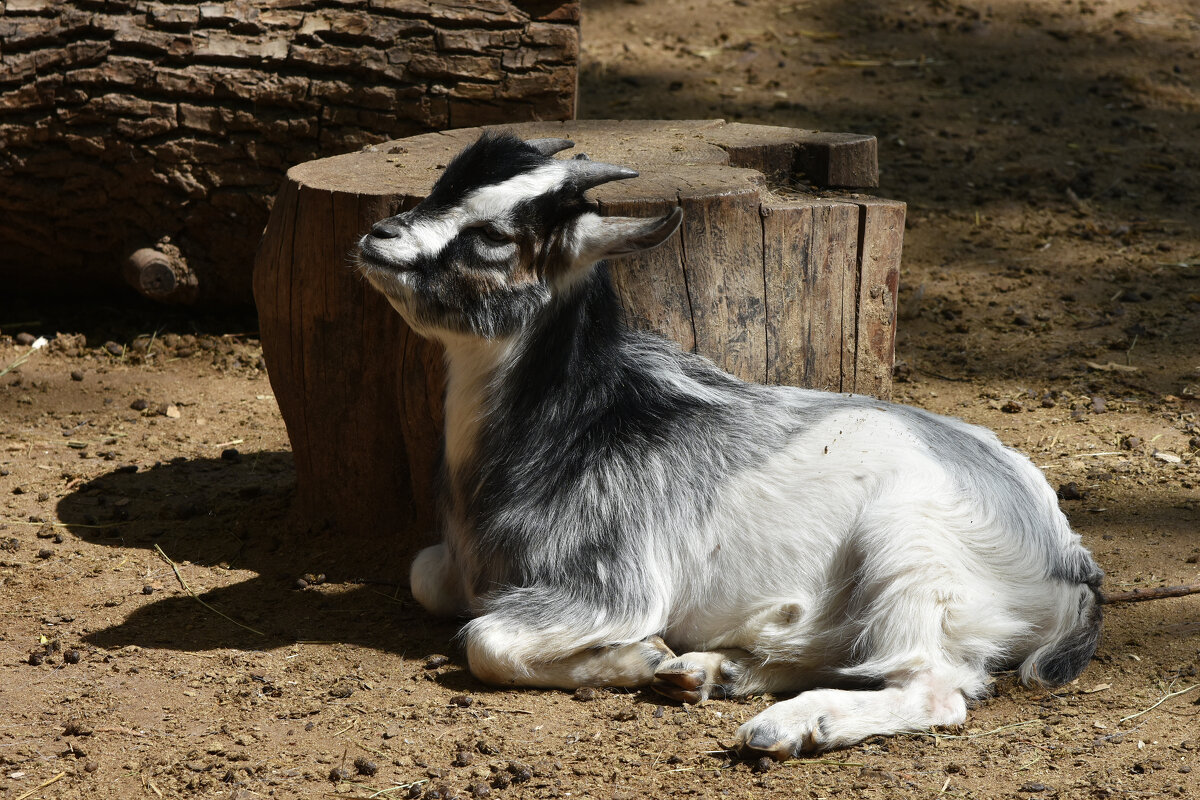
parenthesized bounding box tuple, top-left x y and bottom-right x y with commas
(365, 163, 571, 268)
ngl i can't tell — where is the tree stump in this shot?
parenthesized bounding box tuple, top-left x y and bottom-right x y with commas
(254, 119, 904, 556)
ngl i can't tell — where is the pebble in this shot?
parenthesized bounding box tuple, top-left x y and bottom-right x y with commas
(1058, 482, 1083, 501)
(353, 757, 378, 776)
(328, 767, 350, 783)
(130, 399, 149, 411)
(37, 548, 53, 559)
(28, 652, 44, 666)
(425, 655, 449, 669)
(468, 783, 491, 797)
(449, 694, 474, 708)
(84, 761, 99, 773)
(64, 649, 81, 664)
(221, 448, 241, 462)
(104, 341, 123, 356)
(453, 751, 475, 767)
(573, 686, 600, 701)
(1019, 782, 1050, 793)
(70, 370, 84, 381)
(16, 332, 36, 345)
(142, 585, 155, 595)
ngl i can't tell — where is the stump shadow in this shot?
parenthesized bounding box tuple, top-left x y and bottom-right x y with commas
(55, 453, 461, 663)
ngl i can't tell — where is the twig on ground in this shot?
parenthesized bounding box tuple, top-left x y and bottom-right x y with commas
(1119, 684, 1200, 724)
(14, 772, 66, 800)
(1101, 584, 1200, 604)
(154, 544, 266, 637)
(910, 718, 1040, 740)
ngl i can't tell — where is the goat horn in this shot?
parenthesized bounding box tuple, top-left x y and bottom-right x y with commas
(568, 159, 639, 190)
(526, 138, 575, 156)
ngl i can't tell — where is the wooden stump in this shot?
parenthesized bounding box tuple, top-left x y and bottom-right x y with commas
(254, 119, 904, 553)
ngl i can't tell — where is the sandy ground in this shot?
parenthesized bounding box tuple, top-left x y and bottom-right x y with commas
(2, 0, 1199, 797)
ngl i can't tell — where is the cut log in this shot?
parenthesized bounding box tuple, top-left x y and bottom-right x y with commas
(0, 0, 579, 304)
(253, 119, 904, 553)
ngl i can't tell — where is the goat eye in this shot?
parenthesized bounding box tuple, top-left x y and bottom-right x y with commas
(473, 225, 512, 246)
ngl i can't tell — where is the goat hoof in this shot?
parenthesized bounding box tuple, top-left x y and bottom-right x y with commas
(736, 725, 797, 761)
(655, 667, 706, 691)
(651, 680, 706, 704)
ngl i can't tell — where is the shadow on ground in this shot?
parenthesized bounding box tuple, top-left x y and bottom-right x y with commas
(55, 453, 459, 662)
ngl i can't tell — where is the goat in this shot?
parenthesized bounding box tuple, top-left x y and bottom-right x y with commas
(355, 132, 1104, 758)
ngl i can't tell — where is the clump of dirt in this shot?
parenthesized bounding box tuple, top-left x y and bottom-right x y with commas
(2, 1, 1199, 797)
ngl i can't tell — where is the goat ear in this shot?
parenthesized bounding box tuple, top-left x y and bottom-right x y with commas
(581, 207, 684, 259)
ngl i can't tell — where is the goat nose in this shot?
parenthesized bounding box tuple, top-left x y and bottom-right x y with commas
(369, 218, 404, 239)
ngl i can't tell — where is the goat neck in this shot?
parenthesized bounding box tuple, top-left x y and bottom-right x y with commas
(439, 330, 519, 487)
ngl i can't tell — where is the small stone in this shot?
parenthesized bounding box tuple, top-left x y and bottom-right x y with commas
(573, 686, 600, 701)
(36, 524, 57, 539)
(162, 404, 181, 419)
(468, 782, 491, 797)
(329, 685, 353, 699)
(328, 767, 350, 783)
(1019, 782, 1050, 793)
(507, 762, 532, 783)
(71, 370, 85, 381)
(130, 399, 149, 411)
(353, 757, 378, 777)
(1001, 400, 1023, 413)
(64, 649, 82, 664)
(425, 654, 449, 669)
(1058, 482, 1083, 501)
(1123, 436, 1142, 450)
(142, 585, 155, 595)
(294, 578, 309, 590)
(453, 751, 475, 767)
(221, 448, 241, 462)
(37, 548, 53, 559)
(1040, 395, 1056, 408)
(449, 694, 474, 708)
(28, 651, 44, 666)
(1013, 312, 1033, 326)
(84, 761, 99, 773)
(16, 332, 36, 346)
(104, 341, 123, 356)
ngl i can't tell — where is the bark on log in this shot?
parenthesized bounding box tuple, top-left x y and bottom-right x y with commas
(254, 119, 903, 551)
(0, 0, 579, 304)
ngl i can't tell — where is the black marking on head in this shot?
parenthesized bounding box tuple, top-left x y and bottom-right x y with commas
(422, 131, 553, 216)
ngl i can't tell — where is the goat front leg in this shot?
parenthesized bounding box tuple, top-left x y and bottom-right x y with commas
(409, 543, 467, 617)
(462, 607, 674, 689)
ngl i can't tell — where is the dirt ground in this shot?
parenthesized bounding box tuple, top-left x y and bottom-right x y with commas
(2, 0, 1200, 798)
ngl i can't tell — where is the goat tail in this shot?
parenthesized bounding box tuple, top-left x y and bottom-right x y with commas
(1019, 581, 1103, 688)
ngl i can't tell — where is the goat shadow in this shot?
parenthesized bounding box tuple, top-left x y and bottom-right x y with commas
(55, 453, 461, 669)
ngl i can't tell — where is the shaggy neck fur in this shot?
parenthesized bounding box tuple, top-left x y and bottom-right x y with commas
(440, 331, 518, 490)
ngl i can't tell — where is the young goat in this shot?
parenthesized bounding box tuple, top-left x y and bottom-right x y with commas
(356, 132, 1103, 758)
